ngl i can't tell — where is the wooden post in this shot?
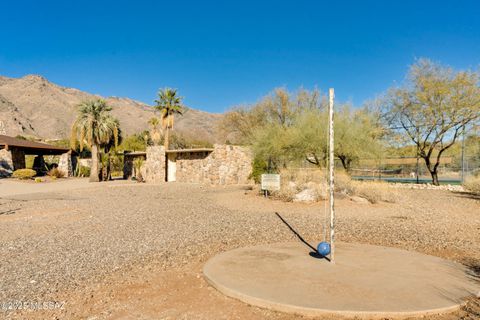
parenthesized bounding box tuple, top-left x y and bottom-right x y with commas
(328, 88, 335, 263)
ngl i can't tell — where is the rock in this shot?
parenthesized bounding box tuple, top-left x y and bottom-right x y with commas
(350, 196, 370, 204)
(293, 188, 317, 202)
(306, 181, 317, 189)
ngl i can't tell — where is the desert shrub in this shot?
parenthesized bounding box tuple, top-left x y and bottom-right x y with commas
(77, 166, 91, 177)
(334, 172, 355, 195)
(133, 158, 144, 182)
(111, 170, 124, 177)
(271, 182, 297, 202)
(266, 168, 399, 203)
(34, 177, 42, 183)
(12, 169, 37, 180)
(269, 169, 327, 202)
(351, 181, 399, 204)
(464, 176, 480, 194)
(250, 157, 269, 183)
(48, 167, 65, 178)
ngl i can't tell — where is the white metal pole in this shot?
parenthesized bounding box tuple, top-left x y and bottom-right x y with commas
(461, 126, 466, 183)
(328, 88, 335, 263)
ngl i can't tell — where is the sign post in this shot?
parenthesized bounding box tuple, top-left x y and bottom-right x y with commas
(261, 174, 280, 198)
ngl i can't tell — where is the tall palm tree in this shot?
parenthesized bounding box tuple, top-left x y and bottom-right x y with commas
(154, 88, 183, 149)
(71, 99, 120, 182)
(148, 117, 162, 146)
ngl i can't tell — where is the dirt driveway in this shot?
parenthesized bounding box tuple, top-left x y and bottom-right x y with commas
(0, 182, 478, 319)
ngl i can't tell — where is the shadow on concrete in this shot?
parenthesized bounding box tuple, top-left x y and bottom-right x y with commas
(274, 212, 330, 262)
(464, 258, 480, 283)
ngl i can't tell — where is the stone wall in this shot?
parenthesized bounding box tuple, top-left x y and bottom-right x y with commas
(0, 149, 13, 177)
(176, 144, 252, 185)
(143, 146, 166, 183)
(58, 152, 76, 177)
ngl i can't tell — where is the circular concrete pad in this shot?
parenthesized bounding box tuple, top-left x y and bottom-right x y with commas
(204, 242, 479, 319)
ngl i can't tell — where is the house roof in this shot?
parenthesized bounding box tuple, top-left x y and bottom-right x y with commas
(0, 135, 70, 155)
(165, 148, 214, 154)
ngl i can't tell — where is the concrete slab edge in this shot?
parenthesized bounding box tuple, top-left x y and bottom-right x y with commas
(203, 260, 474, 320)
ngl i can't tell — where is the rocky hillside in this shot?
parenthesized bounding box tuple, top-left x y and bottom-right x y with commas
(0, 75, 222, 142)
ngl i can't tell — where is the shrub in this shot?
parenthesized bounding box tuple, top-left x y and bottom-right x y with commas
(464, 176, 480, 194)
(335, 172, 355, 195)
(250, 157, 269, 184)
(266, 168, 399, 204)
(133, 158, 144, 182)
(34, 177, 42, 183)
(351, 181, 399, 204)
(48, 167, 65, 179)
(270, 169, 327, 202)
(77, 166, 91, 177)
(12, 169, 37, 180)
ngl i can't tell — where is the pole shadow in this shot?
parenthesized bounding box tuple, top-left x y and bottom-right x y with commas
(274, 212, 330, 262)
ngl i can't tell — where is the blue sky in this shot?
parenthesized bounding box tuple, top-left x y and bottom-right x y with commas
(1, 1, 479, 113)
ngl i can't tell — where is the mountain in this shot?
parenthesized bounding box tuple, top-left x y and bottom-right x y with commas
(0, 75, 223, 142)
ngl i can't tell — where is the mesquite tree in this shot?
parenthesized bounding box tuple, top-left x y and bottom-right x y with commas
(383, 59, 480, 185)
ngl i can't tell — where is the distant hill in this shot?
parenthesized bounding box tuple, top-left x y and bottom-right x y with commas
(0, 74, 223, 142)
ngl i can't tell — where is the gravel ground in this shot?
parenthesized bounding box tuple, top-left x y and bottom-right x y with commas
(0, 182, 479, 319)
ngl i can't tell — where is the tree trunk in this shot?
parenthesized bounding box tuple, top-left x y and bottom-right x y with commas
(430, 170, 439, 186)
(164, 126, 170, 150)
(106, 154, 112, 181)
(422, 156, 440, 186)
(338, 156, 351, 173)
(90, 144, 101, 182)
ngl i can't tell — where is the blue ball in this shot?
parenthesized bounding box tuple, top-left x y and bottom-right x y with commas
(317, 242, 331, 256)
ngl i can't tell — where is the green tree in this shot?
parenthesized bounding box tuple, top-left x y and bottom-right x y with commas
(71, 99, 120, 182)
(290, 106, 383, 172)
(222, 88, 382, 173)
(219, 88, 322, 145)
(154, 88, 183, 150)
(101, 122, 122, 181)
(119, 132, 149, 152)
(334, 106, 383, 172)
(383, 59, 480, 185)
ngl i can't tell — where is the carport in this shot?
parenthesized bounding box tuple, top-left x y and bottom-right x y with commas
(0, 135, 74, 176)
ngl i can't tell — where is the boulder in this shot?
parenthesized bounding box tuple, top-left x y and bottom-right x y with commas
(293, 188, 317, 202)
(350, 195, 370, 204)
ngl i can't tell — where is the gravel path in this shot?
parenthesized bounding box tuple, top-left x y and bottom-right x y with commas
(0, 182, 478, 319)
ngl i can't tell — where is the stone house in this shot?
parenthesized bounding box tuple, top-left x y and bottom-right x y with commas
(124, 144, 253, 185)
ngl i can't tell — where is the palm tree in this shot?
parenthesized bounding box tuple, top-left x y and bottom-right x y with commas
(71, 99, 120, 182)
(154, 88, 183, 149)
(102, 121, 122, 181)
(148, 117, 162, 146)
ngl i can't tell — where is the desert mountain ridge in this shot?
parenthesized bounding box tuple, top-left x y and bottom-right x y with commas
(0, 74, 223, 142)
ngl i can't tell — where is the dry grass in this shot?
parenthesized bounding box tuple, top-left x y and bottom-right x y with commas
(464, 176, 480, 194)
(269, 169, 399, 204)
(351, 181, 400, 203)
(269, 169, 327, 202)
(48, 167, 65, 179)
